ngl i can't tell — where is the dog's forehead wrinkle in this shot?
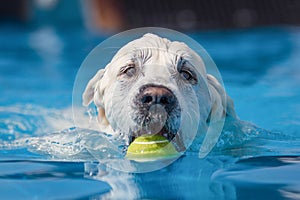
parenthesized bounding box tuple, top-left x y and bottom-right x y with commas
(114, 36, 185, 63)
(140, 33, 171, 49)
(111, 33, 198, 65)
(130, 48, 177, 68)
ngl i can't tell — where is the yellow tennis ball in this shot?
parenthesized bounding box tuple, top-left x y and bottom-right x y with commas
(126, 134, 178, 160)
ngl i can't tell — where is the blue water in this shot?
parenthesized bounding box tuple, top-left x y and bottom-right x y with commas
(1, 25, 300, 199)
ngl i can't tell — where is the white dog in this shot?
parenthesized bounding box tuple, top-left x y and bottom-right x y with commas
(82, 33, 237, 153)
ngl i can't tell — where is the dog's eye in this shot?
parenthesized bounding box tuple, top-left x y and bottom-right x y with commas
(122, 64, 136, 77)
(179, 69, 193, 81)
(177, 58, 197, 84)
(179, 68, 197, 84)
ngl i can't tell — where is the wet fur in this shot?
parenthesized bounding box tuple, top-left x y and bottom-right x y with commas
(83, 33, 238, 152)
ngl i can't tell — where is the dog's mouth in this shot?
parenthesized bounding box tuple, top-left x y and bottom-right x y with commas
(128, 104, 181, 145)
(128, 125, 177, 145)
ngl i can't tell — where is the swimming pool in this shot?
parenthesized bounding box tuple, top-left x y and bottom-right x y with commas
(1, 25, 300, 199)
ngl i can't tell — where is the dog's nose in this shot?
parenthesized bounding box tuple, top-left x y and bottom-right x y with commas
(139, 86, 176, 111)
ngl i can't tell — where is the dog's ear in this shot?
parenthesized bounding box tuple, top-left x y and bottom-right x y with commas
(206, 74, 237, 123)
(82, 69, 105, 106)
(199, 74, 237, 158)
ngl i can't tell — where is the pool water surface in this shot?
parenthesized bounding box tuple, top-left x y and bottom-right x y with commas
(0, 25, 300, 199)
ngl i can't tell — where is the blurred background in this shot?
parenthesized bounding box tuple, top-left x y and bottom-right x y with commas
(2, 0, 300, 31)
(1, 0, 300, 131)
(2, 0, 300, 32)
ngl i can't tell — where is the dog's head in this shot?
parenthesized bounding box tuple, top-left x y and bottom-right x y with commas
(82, 33, 236, 151)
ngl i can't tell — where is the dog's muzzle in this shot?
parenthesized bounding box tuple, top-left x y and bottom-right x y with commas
(130, 84, 181, 143)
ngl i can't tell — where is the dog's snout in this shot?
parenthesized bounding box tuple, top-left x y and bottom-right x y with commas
(139, 86, 176, 111)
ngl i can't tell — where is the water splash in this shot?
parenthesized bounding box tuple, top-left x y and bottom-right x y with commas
(0, 104, 125, 161)
(0, 104, 74, 140)
(1, 104, 298, 166)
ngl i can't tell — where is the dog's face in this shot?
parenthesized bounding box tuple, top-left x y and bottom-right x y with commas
(83, 33, 235, 151)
